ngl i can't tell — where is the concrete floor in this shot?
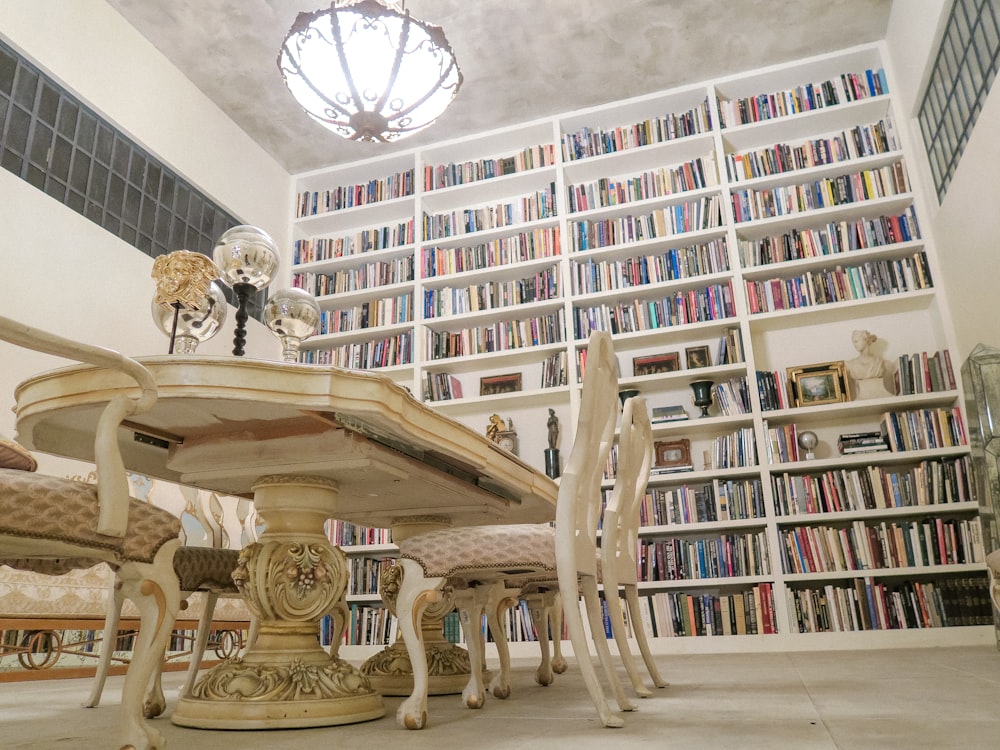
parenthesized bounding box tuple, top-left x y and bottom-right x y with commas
(4, 647, 1000, 749)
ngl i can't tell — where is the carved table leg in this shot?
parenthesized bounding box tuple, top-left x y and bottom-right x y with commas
(171, 475, 385, 729)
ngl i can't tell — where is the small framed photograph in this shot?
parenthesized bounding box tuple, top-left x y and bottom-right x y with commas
(633, 352, 681, 376)
(479, 372, 522, 396)
(685, 345, 711, 369)
(654, 438, 692, 470)
(787, 361, 851, 407)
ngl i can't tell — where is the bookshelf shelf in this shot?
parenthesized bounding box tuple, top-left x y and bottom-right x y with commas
(291, 41, 987, 649)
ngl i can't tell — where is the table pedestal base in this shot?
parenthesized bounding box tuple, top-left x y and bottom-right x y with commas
(172, 475, 385, 729)
(362, 639, 490, 696)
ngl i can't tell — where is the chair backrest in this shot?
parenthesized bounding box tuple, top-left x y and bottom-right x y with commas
(555, 330, 619, 571)
(0, 315, 157, 538)
(601, 395, 653, 585)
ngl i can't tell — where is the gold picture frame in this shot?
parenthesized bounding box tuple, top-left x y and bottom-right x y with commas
(479, 372, 522, 396)
(654, 438, 692, 470)
(786, 360, 851, 407)
(633, 352, 681, 376)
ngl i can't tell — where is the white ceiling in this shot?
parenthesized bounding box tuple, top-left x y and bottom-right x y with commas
(105, 0, 893, 175)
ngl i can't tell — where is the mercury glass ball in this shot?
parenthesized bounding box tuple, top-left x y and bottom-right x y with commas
(151, 281, 227, 354)
(263, 287, 322, 363)
(797, 430, 819, 458)
(212, 225, 280, 289)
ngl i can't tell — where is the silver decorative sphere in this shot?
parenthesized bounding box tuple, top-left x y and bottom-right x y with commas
(151, 282, 227, 354)
(264, 287, 322, 363)
(797, 430, 819, 460)
(212, 225, 280, 289)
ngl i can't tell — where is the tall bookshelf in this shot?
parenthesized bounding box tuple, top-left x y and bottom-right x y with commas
(292, 42, 991, 654)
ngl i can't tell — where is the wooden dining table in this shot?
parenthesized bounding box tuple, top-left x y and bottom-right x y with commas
(12, 355, 557, 730)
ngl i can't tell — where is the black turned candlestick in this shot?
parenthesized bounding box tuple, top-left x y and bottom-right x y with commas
(232, 282, 255, 357)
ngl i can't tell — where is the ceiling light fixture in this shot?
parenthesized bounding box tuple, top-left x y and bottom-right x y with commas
(277, 0, 463, 143)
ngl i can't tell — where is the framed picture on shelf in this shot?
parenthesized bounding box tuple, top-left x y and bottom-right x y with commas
(685, 345, 711, 369)
(653, 438, 692, 472)
(479, 372, 522, 396)
(787, 361, 851, 407)
(633, 352, 681, 376)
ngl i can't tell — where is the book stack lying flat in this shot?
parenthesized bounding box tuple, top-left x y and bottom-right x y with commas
(838, 431, 889, 455)
(651, 405, 689, 423)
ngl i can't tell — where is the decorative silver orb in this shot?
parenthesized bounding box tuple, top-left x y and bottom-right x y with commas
(798, 430, 819, 460)
(212, 225, 280, 290)
(151, 282, 227, 354)
(264, 287, 321, 363)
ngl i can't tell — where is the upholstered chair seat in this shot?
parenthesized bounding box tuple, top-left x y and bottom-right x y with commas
(397, 524, 556, 579)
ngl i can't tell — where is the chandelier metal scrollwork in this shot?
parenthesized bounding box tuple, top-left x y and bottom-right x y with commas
(278, 0, 463, 142)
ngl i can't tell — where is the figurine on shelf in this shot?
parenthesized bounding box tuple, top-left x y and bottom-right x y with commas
(545, 408, 560, 479)
(846, 329, 893, 399)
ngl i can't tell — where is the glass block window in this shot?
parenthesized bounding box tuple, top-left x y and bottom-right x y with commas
(0, 37, 265, 318)
(918, 0, 1000, 201)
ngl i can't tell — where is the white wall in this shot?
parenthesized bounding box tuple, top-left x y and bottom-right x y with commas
(0, 0, 292, 469)
(886, 0, 1000, 359)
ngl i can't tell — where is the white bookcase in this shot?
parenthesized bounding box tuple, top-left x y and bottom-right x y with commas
(292, 42, 992, 653)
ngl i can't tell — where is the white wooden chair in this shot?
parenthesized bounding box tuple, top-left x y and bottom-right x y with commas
(0, 314, 181, 750)
(391, 331, 633, 729)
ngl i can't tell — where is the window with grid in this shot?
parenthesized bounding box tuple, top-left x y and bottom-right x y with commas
(918, 0, 1000, 202)
(0, 38, 265, 318)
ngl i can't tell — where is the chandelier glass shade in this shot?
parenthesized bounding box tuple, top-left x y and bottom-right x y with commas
(278, 0, 463, 143)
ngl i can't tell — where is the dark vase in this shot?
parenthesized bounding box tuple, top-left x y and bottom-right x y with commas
(689, 380, 714, 418)
(618, 388, 640, 408)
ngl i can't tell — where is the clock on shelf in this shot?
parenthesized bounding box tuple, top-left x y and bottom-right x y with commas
(486, 413, 519, 456)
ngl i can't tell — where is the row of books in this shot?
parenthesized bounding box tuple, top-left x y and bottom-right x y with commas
(778, 516, 984, 575)
(771, 456, 975, 515)
(895, 349, 957, 395)
(291, 255, 415, 297)
(757, 374, 791, 412)
(568, 194, 724, 252)
(561, 97, 713, 162)
(317, 295, 413, 334)
(745, 251, 933, 314)
(423, 143, 557, 190)
(421, 227, 561, 278)
(638, 531, 771, 582)
(325, 519, 391, 546)
(320, 605, 397, 647)
(422, 185, 558, 241)
(425, 310, 565, 360)
(425, 371, 463, 402)
(296, 168, 415, 217)
(737, 208, 921, 268)
(572, 281, 736, 339)
(565, 155, 718, 214)
(347, 556, 394, 597)
(716, 68, 888, 128)
(633, 583, 777, 638)
(709, 426, 758, 470)
(292, 222, 416, 265)
(762, 420, 801, 463)
(635, 478, 766, 526)
(422, 266, 561, 319)
(879, 406, 967, 452)
(788, 575, 991, 633)
(299, 332, 412, 369)
(712, 376, 752, 416)
(731, 161, 911, 224)
(568, 237, 730, 295)
(725, 116, 899, 182)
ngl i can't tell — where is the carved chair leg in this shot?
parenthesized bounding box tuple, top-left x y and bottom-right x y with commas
(395, 559, 444, 730)
(557, 571, 622, 728)
(525, 590, 556, 686)
(83, 573, 125, 708)
(327, 593, 349, 659)
(550, 592, 567, 674)
(624, 584, 667, 688)
(484, 583, 518, 699)
(580, 577, 635, 713)
(116, 541, 181, 750)
(179, 590, 218, 698)
(604, 584, 651, 698)
(455, 587, 488, 709)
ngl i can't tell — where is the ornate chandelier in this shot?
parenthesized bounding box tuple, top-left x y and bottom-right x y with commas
(277, 0, 463, 143)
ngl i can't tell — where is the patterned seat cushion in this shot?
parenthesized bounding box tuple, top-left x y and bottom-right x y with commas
(398, 524, 556, 579)
(173, 546, 241, 592)
(0, 468, 180, 570)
